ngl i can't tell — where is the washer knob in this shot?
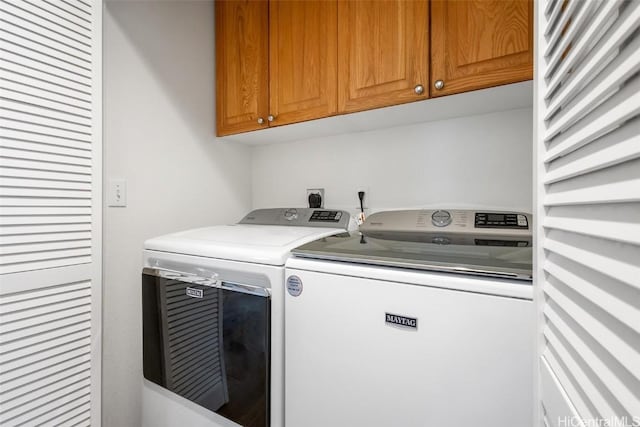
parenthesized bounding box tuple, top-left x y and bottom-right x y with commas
(431, 210, 452, 227)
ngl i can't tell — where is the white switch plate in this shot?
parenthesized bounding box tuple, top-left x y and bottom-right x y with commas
(108, 179, 127, 207)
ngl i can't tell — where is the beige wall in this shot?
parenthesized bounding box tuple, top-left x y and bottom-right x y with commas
(251, 108, 533, 215)
(103, 2, 251, 425)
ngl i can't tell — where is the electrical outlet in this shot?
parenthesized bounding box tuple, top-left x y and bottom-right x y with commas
(306, 188, 324, 208)
(108, 179, 127, 207)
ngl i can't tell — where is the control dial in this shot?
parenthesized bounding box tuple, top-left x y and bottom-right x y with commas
(431, 210, 452, 227)
(284, 208, 298, 221)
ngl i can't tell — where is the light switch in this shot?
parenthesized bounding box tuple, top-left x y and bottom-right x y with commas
(108, 179, 127, 207)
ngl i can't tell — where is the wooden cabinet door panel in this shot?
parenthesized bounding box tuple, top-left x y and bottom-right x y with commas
(431, 0, 533, 97)
(269, 0, 338, 127)
(216, 0, 269, 136)
(338, 0, 429, 113)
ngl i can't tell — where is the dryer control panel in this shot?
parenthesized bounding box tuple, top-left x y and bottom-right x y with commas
(239, 208, 351, 229)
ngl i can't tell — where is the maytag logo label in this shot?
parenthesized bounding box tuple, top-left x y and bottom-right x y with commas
(385, 313, 417, 330)
(186, 287, 203, 299)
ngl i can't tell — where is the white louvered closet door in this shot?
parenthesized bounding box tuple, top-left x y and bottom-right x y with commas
(0, 0, 102, 425)
(535, 0, 640, 427)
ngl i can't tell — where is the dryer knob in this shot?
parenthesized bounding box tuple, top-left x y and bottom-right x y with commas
(284, 208, 298, 221)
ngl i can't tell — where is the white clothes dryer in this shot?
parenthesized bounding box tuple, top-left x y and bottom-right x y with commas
(141, 208, 350, 427)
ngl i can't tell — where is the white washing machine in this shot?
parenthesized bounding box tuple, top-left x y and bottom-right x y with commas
(284, 209, 534, 427)
(141, 208, 350, 427)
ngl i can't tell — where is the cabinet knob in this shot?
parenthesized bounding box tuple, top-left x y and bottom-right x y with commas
(267, 115, 275, 122)
(434, 80, 445, 90)
(414, 84, 425, 95)
(257, 117, 265, 124)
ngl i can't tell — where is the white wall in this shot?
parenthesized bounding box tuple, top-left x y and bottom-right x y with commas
(251, 107, 533, 215)
(103, 2, 251, 426)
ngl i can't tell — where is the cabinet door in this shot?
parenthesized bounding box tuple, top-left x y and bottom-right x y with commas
(431, 0, 533, 97)
(215, 0, 269, 136)
(337, 0, 429, 113)
(269, 0, 337, 127)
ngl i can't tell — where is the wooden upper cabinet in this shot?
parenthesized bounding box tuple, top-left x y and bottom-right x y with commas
(215, 0, 269, 136)
(269, 1, 337, 127)
(337, 0, 429, 113)
(430, 0, 533, 97)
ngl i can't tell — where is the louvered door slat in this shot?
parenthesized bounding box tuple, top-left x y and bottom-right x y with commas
(0, 178, 92, 192)
(544, 120, 640, 184)
(29, 0, 92, 30)
(1, 83, 91, 118)
(1, 231, 91, 245)
(544, 0, 599, 82)
(0, 70, 92, 107)
(0, 128, 91, 150)
(0, 8, 91, 55)
(545, 159, 640, 206)
(1, 359, 90, 403)
(544, 230, 640, 288)
(0, 51, 91, 96)
(544, 0, 565, 37)
(0, 139, 91, 160)
(1, 17, 92, 63)
(0, 157, 91, 175)
(535, 0, 640, 425)
(543, 280, 639, 381)
(0, 116, 91, 141)
(0, 215, 90, 226)
(545, 78, 640, 160)
(0, 145, 92, 165)
(1, 0, 90, 43)
(0, 224, 90, 236)
(0, 168, 91, 183)
(543, 0, 582, 59)
(544, 2, 640, 126)
(542, 347, 596, 421)
(544, 254, 640, 334)
(0, 29, 91, 75)
(4, 381, 90, 426)
(546, 35, 640, 140)
(544, 214, 640, 246)
(2, 98, 93, 128)
(543, 324, 620, 420)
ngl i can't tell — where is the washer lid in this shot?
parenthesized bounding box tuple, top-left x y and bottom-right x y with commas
(292, 231, 533, 281)
(144, 224, 345, 266)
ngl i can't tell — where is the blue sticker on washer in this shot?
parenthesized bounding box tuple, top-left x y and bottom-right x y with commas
(286, 275, 303, 297)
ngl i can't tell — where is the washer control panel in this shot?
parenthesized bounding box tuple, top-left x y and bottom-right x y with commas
(360, 209, 532, 242)
(475, 212, 529, 229)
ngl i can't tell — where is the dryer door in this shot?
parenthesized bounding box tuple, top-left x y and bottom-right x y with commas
(142, 268, 270, 427)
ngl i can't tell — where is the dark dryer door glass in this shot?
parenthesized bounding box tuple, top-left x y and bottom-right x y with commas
(142, 268, 270, 427)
